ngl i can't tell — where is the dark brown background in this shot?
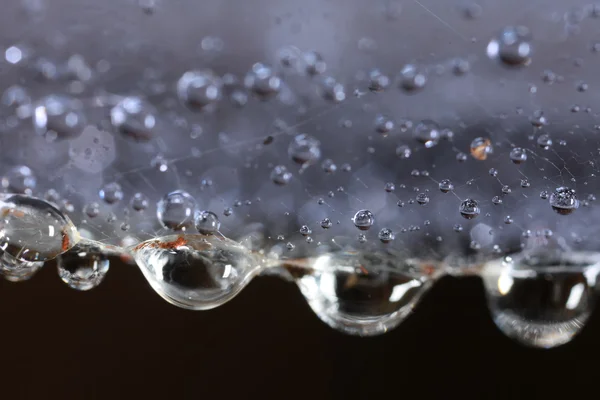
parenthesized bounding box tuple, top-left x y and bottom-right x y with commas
(0, 258, 597, 400)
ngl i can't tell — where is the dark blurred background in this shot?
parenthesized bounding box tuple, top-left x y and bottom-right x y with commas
(0, 258, 597, 400)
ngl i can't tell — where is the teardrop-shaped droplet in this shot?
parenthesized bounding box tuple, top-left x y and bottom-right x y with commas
(482, 250, 600, 348)
(57, 240, 111, 291)
(130, 234, 264, 310)
(0, 194, 80, 262)
(294, 251, 434, 336)
(0, 249, 43, 282)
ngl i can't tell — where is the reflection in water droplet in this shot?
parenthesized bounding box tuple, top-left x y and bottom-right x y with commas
(177, 70, 222, 110)
(549, 187, 579, 215)
(0, 194, 80, 262)
(0, 249, 43, 282)
(482, 251, 600, 348)
(57, 240, 110, 291)
(295, 252, 433, 336)
(130, 234, 263, 310)
(486, 26, 532, 66)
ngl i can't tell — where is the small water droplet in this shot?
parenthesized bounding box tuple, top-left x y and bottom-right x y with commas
(98, 182, 123, 204)
(57, 240, 110, 291)
(378, 228, 395, 243)
(177, 70, 222, 111)
(459, 198, 480, 219)
(270, 165, 293, 185)
(244, 63, 282, 100)
(549, 187, 579, 215)
(439, 179, 454, 193)
(398, 64, 427, 92)
(537, 134, 553, 149)
(510, 147, 528, 164)
(352, 210, 375, 231)
(487, 26, 532, 66)
(194, 210, 220, 234)
(110, 96, 157, 142)
(156, 190, 197, 230)
(413, 120, 440, 148)
(288, 134, 321, 165)
(321, 218, 332, 229)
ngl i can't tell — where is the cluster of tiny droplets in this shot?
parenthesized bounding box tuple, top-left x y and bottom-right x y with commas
(2, 0, 600, 346)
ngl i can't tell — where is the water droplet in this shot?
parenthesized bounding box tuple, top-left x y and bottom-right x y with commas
(321, 218, 332, 229)
(537, 134, 553, 149)
(384, 182, 395, 192)
(368, 69, 390, 92)
(57, 241, 110, 290)
(151, 154, 168, 172)
(300, 225, 312, 236)
(502, 185, 512, 194)
(223, 207, 233, 217)
(452, 58, 471, 75)
(439, 179, 454, 193)
(194, 210, 220, 234)
(398, 64, 427, 92)
(396, 145, 412, 159)
(456, 152, 468, 162)
(454, 224, 464, 232)
(510, 147, 527, 164)
(303, 51, 327, 75)
(244, 63, 282, 100)
(177, 70, 222, 110)
(549, 187, 579, 215)
(130, 192, 149, 211)
(2, 165, 36, 195)
(270, 165, 293, 185)
(486, 26, 532, 66)
(130, 234, 263, 309)
(156, 190, 197, 230)
(470, 137, 493, 160)
(296, 252, 432, 336)
(0, 194, 80, 262)
(84, 202, 100, 218)
(521, 179, 531, 188)
(492, 196, 503, 205)
(378, 228, 395, 243)
(98, 182, 123, 204)
(413, 120, 440, 148)
(489, 168, 498, 177)
(318, 77, 346, 103)
(352, 210, 375, 231)
(482, 251, 600, 348)
(416, 193, 430, 205)
(33, 95, 85, 138)
(0, 249, 43, 282)
(321, 159, 337, 174)
(504, 215, 514, 224)
(110, 96, 157, 141)
(459, 198, 480, 219)
(288, 134, 321, 165)
(375, 114, 394, 135)
(530, 110, 547, 127)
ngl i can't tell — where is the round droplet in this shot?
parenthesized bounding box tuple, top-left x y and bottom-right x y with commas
(84, 202, 100, 218)
(459, 198, 480, 219)
(482, 251, 599, 348)
(156, 190, 197, 231)
(530, 110, 547, 127)
(177, 70, 222, 110)
(0, 194, 80, 262)
(456, 152, 467, 162)
(288, 134, 321, 165)
(33, 95, 85, 138)
(321, 159, 337, 174)
(296, 252, 433, 336)
(489, 168, 498, 177)
(413, 120, 440, 148)
(244, 63, 282, 100)
(321, 218, 332, 229)
(378, 228, 395, 243)
(537, 134, 553, 149)
(131, 192, 149, 211)
(270, 165, 293, 185)
(549, 187, 579, 215)
(439, 179, 454, 193)
(2, 165, 36, 195)
(416, 193, 430, 205)
(510, 147, 527, 164)
(375, 115, 394, 135)
(384, 182, 395, 193)
(352, 210, 375, 231)
(470, 137, 493, 160)
(0, 250, 43, 282)
(299, 225, 312, 236)
(399, 64, 427, 92)
(57, 241, 110, 291)
(492, 196, 503, 205)
(318, 77, 346, 103)
(194, 210, 221, 234)
(303, 51, 327, 75)
(98, 182, 123, 204)
(396, 145, 412, 159)
(110, 96, 157, 141)
(368, 69, 390, 92)
(486, 26, 532, 66)
(131, 234, 263, 310)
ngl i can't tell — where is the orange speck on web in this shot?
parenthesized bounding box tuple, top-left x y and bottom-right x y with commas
(133, 236, 188, 251)
(61, 229, 70, 252)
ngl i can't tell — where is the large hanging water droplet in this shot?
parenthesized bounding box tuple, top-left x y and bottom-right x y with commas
(486, 26, 532, 66)
(177, 70, 222, 110)
(57, 240, 110, 291)
(295, 252, 433, 336)
(0, 194, 80, 262)
(156, 190, 197, 231)
(549, 187, 579, 215)
(130, 234, 264, 310)
(110, 96, 157, 141)
(482, 251, 600, 348)
(0, 249, 43, 282)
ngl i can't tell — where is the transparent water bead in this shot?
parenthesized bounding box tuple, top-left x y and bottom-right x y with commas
(57, 240, 111, 291)
(177, 70, 223, 110)
(0, 250, 43, 282)
(0, 194, 80, 262)
(294, 251, 435, 336)
(33, 94, 85, 138)
(110, 96, 157, 142)
(482, 250, 600, 348)
(156, 190, 197, 231)
(486, 26, 532, 67)
(130, 234, 265, 310)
